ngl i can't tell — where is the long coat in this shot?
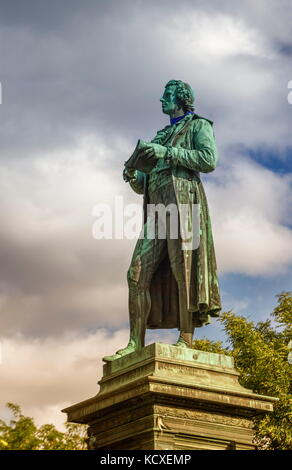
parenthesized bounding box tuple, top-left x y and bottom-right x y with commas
(129, 113, 221, 329)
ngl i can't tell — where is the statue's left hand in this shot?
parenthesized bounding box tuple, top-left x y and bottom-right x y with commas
(140, 143, 167, 160)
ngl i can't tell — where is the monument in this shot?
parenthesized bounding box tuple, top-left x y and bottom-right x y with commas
(104, 79, 221, 361)
(62, 81, 276, 450)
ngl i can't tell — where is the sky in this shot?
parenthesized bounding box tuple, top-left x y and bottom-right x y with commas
(0, 0, 291, 430)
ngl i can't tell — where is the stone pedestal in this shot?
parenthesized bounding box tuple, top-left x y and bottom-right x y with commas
(62, 343, 276, 450)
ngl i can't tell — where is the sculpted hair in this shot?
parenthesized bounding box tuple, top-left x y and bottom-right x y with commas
(166, 80, 195, 113)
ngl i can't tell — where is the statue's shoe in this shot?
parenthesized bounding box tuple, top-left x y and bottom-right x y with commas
(102, 352, 123, 362)
(102, 342, 138, 362)
(172, 332, 193, 349)
(116, 340, 136, 355)
(172, 339, 189, 348)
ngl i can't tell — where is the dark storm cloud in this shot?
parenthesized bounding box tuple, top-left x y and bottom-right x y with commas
(278, 43, 292, 56)
(0, 0, 291, 159)
(0, 0, 172, 156)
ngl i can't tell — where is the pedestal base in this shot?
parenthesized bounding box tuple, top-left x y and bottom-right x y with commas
(62, 343, 276, 450)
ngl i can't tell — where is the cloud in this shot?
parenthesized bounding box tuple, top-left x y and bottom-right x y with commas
(0, 329, 129, 429)
(206, 155, 292, 275)
(0, 0, 291, 160)
(0, 327, 182, 430)
(0, 135, 143, 337)
(159, 11, 271, 60)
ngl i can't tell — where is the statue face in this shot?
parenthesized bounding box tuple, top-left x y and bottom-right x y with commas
(160, 85, 180, 116)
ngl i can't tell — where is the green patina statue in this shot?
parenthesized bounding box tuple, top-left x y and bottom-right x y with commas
(103, 80, 221, 362)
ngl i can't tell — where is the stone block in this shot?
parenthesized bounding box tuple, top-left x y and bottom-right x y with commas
(62, 343, 277, 450)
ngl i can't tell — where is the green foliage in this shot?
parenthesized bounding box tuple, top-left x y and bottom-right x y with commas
(193, 292, 292, 450)
(272, 292, 292, 338)
(192, 337, 230, 355)
(0, 403, 87, 450)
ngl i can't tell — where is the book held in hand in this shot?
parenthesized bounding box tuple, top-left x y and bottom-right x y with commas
(124, 139, 158, 174)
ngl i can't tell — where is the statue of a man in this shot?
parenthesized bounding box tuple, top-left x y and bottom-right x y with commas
(103, 80, 221, 362)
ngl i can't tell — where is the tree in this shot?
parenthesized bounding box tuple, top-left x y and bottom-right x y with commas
(0, 403, 87, 450)
(193, 291, 292, 450)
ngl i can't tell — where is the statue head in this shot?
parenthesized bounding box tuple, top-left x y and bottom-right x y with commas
(160, 80, 195, 117)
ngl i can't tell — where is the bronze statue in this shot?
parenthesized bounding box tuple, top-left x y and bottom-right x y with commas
(103, 80, 221, 362)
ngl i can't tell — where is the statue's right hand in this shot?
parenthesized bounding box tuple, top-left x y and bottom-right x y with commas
(123, 167, 136, 182)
